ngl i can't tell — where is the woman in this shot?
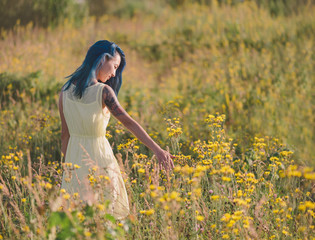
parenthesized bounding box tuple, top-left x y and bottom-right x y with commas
(58, 40, 175, 219)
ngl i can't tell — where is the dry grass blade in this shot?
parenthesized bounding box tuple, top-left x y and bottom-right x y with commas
(254, 195, 269, 233)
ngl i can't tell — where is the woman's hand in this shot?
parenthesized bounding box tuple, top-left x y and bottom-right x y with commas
(154, 148, 175, 171)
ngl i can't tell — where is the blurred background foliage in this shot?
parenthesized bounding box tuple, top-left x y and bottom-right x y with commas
(0, 0, 314, 167)
(0, 0, 314, 30)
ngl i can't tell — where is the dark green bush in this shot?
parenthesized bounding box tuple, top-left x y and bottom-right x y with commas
(0, 0, 87, 30)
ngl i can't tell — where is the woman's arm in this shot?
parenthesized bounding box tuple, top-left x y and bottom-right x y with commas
(59, 91, 70, 159)
(102, 85, 174, 170)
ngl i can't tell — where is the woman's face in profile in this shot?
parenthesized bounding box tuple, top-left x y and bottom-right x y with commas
(97, 53, 121, 83)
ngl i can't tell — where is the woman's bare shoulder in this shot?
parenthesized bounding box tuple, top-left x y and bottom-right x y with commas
(101, 85, 117, 102)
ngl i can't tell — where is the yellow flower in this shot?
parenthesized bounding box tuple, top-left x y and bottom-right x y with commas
(97, 204, 105, 211)
(222, 176, 231, 182)
(211, 195, 220, 200)
(304, 173, 315, 180)
(298, 226, 306, 232)
(233, 198, 249, 207)
(150, 192, 157, 198)
(227, 220, 236, 227)
(196, 215, 204, 221)
(84, 231, 92, 237)
(138, 168, 145, 174)
(282, 230, 289, 236)
(174, 166, 181, 172)
(22, 198, 26, 203)
(234, 211, 243, 216)
(170, 191, 179, 199)
(145, 209, 155, 216)
(298, 204, 306, 212)
(305, 201, 315, 209)
(194, 188, 202, 197)
(45, 182, 52, 189)
(221, 213, 231, 222)
(63, 193, 70, 200)
(22, 225, 30, 232)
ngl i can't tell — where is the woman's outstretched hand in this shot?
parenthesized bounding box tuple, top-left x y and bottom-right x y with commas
(154, 148, 175, 171)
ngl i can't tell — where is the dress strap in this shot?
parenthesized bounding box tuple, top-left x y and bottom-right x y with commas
(96, 83, 105, 109)
(62, 88, 67, 114)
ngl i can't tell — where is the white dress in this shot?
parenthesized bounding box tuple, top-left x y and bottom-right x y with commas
(61, 82, 129, 219)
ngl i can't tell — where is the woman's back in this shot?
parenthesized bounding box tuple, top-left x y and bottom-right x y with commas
(63, 82, 110, 137)
(61, 82, 130, 219)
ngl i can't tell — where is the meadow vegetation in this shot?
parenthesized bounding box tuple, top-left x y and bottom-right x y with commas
(0, 0, 314, 239)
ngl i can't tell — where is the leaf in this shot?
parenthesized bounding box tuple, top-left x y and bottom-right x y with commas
(84, 205, 94, 218)
(48, 212, 63, 228)
(105, 214, 116, 224)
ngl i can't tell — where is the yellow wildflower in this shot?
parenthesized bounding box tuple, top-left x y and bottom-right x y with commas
(196, 215, 204, 221)
(138, 168, 145, 174)
(221, 213, 231, 222)
(145, 209, 155, 216)
(150, 192, 157, 198)
(304, 173, 315, 180)
(63, 193, 70, 200)
(211, 195, 220, 200)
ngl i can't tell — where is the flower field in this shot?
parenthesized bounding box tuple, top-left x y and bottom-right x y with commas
(0, 1, 314, 239)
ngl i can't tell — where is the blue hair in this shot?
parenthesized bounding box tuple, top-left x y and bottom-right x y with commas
(63, 40, 126, 98)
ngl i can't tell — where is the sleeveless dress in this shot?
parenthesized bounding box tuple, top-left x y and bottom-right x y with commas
(61, 82, 129, 220)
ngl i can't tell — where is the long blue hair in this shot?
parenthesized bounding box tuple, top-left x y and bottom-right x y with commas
(63, 40, 126, 98)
